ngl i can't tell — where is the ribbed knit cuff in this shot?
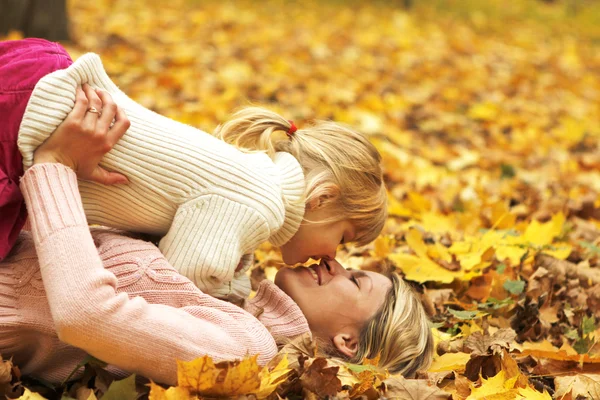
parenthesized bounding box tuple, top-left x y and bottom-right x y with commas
(244, 280, 310, 339)
(20, 163, 87, 244)
(18, 53, 123, 170)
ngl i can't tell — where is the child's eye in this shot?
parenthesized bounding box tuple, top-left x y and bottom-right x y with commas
(351, 275, 360, 288)
(340, 236, 345, 245)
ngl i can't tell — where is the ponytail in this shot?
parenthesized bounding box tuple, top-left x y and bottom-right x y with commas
(214, 107, 295, 157)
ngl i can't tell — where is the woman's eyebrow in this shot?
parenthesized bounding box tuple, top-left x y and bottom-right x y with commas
(353, 271, 372, 293)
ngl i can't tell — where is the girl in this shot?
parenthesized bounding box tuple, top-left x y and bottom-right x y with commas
(0, 88, 433, 384)
(1, 38, 387, 301)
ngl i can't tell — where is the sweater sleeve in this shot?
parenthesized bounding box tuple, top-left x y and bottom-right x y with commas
(158, 194, 270, 298)
(19, 163, 278, 386)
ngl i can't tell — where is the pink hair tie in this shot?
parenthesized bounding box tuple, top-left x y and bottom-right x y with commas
(287, 120, 297, 137)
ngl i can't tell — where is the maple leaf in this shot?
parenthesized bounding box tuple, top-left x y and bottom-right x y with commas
(519, 340, 600, 364)
(389, 228, 467, 283)
(254, 354, 292, 399)
(148, 382, 194, 400)
(554, 373, 600, 399)
(299, 358, 342, 398)
(176, 356, 220, 394)
(464, 329, 516, 357)
(466, 370, 519, 400)
(428, 353, 471, 373)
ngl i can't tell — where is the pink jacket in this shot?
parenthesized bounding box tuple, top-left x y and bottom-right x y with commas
(0, 163, 310, 385)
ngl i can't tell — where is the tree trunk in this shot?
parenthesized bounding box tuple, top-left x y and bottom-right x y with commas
(0, 0, 70, 41)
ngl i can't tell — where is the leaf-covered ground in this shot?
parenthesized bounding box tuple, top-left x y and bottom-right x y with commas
(2, 0, 600, 398)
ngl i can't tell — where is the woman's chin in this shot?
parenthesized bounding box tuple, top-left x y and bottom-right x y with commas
(274, 266, 291, 289)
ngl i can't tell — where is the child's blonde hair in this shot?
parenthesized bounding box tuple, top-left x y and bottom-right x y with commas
(215, 107, 387, 246)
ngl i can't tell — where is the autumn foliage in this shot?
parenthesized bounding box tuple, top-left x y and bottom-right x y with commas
(2, 0, 600, 398)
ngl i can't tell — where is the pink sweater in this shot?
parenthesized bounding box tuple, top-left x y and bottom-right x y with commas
(0, 164, 310, 385)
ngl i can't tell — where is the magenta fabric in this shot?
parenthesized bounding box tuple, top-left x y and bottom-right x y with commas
(0, 38, 73, 260)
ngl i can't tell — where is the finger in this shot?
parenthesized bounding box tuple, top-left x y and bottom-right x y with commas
(90, 167, 129, 185)
(70, 87, 89, 121)
(82, 84, 102, 126)
(107, 105, 131, 146)
(95, 89, 118, 134)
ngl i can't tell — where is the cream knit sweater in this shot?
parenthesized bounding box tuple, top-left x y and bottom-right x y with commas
(0, 163, 310, 385)
(17, 54, 306, 299)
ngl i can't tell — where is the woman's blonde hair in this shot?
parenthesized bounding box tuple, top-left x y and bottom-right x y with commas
(349, 272, 434, 376)
(215, 106, 387, 246)
(293, 272, 433, 377)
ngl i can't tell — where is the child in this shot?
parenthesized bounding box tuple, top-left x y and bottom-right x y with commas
(1, 38, 388, 300)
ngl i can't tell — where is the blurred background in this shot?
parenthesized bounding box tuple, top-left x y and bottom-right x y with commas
(2, 3, 600, 398)
(1, 0, 599, 232)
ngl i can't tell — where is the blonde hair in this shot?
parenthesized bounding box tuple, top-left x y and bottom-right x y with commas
(215, 106, 387, 246)
(297, 272, 434, 377)
(349, 272, 434, 376)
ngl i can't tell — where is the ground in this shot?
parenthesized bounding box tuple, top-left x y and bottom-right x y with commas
(1, 0, 600, 398)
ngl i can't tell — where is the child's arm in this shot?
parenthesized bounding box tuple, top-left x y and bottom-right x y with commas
(20, 163, 278, 385)
(159, 195, 271, 298)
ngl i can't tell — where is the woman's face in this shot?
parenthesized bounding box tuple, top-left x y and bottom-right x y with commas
(275, 259, 391, 352)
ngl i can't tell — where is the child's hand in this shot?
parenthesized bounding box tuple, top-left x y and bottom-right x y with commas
(33, 84, 131, 185)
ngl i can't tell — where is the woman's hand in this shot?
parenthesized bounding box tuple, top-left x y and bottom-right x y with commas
(33, 84, 131, 185)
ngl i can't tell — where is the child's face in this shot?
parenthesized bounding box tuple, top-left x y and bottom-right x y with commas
(279, 206, 355, 265)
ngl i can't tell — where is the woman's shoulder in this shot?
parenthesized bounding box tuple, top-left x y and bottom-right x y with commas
(91, 227, 160, 253)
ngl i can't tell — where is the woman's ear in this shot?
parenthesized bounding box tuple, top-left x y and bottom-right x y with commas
(332, 332, 359, 358)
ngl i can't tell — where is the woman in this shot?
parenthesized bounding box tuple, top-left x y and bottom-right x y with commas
(0, 70, 433, 388)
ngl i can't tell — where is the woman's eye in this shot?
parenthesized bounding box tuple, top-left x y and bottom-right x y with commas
(340, 236, 345, 245)
(351, 275, 360, 288)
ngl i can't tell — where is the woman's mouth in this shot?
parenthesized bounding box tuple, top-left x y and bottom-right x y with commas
(307, 265, 321, 285)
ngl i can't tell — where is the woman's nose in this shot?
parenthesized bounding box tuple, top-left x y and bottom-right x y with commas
(325, 259, 346, 275)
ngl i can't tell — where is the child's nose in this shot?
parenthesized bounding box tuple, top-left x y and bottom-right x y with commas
(322, 251, 336, 262)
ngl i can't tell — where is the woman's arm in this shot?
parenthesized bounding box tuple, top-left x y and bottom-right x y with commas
(22, 89, 278, 385)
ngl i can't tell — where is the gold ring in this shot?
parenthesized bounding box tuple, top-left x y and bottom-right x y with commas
(87, 107, 102, 115)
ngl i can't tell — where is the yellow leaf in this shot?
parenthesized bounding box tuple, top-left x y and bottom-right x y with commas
(389, 252, 459, 283)
(16, 389, 47, 400)
(447, 149, 480, 171)
(541, 243, 572, 260)
(205, 356, 262, 396)
(495, 244, 528, 265)
(523, 213, 565, 246)
(421, 212, 456, 234)
(148, 382, 194, 400)
(428, 352, 471, 373)
(255, 355, 292, 399)
(427, 241, 453, 263)
(373, 235, 394, 258)
(516, 386, 552, 400)
(387, 194, 413, 218)
(460, 321, 484, 337)
(177, 355, 261, 397)
(466, 371, 518, 400)
(406, 191, 431, 213)
(176, 356, 219, 393)
(490, 201, 516, 230)
(406, 228, 429, 259)
(468, 102, 499, 121)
